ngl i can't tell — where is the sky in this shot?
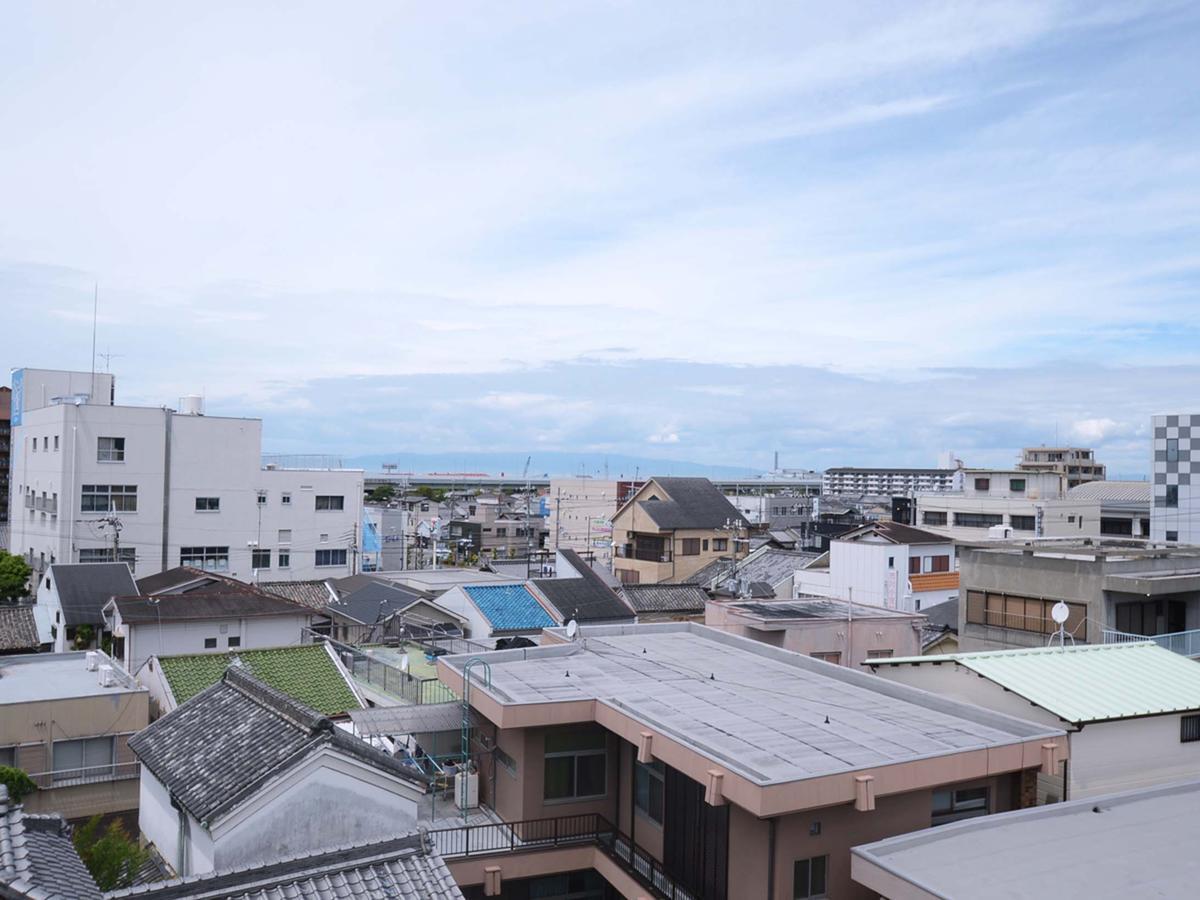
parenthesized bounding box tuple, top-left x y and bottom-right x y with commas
(3, 1, 1199, 477)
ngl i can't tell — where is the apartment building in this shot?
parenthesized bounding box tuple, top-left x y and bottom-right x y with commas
(914, 468, 1095, 541)
(611, 477, 750, 584)
(546, 477, 641, 566)
(7, 371, 362, 581)
(0, 386, 11, 526)
(435, 623, 1065, 900)
(1150, 413, 1200, 543)
(1017, 444, 1106, 487)
(0, 650, 149, 821)
(821, 467, 959, 497)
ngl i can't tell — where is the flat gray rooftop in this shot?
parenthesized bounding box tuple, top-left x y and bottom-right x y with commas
(728, 597, 919, 621)
(445, 624, 1060, 786)
(853, 780, 1200, 899)
(0, 652, 142, 703)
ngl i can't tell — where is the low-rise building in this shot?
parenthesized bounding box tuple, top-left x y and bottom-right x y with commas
(1069, 480, 1151, 538)
(619, 583, 710, 622)
(1017, 444, 1106, 487)
(434, 583, 558, 646)
(129, 667, 428, 878)
(0, 650, 148, 821)
(0, 783, 101, 898)
(546, 477, 640, 566)
(35, 561, 137, 652)
(436, 623, 1066, 900)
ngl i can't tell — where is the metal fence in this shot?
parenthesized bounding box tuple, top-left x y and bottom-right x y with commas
(27, 761, 141, 790)
(1104, 628, 1200, 657)
(307, 629, 458, 704)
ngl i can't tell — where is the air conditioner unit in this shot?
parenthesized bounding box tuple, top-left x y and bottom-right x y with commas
(84, 651, 99, 671)
(97, 665, 116, 688)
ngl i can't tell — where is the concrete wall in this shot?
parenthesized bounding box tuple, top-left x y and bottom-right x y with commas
(121, 612, 311, 674)
(1071, 715, 1200, 799)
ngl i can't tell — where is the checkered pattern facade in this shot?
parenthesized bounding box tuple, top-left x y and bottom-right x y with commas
(1151, 414, 1200, 543)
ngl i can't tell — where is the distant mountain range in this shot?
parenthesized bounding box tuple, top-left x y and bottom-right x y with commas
(339, 451, 764, 479)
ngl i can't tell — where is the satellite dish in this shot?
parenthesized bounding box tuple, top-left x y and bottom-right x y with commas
(1051, 601, 1070, 625)
(566, 619, 579, 640)
(399, 653, 409, 674)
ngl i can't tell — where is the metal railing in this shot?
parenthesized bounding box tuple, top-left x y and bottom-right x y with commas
(26, 761, 141, 789)
(1104, 628, 1200, 657)
(307, 629, 458, 704)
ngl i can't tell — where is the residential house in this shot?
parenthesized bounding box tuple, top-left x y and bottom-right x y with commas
(919, 597, 959, 654)
(619, 583, 710, 622)
(323, 574, 467, 643)
(706, 597, 925, 665)
(0, 606, 45, 655)
(702, 546, 823, 599)
(611, 477, 750, 585)
(129, 667, 428, 878)
(104, 584, 314, 676)
(35, 562, 137, 653)
(435, 623, 1066, 900)
(136, 643, 365, 719)
(867, 641, 1200, 801)
(794, 522, 957, 613)
(528, 549, 635, 625)
(256, 578, 338, 610)
(851, 780, 1200, 900)
(0, 650, 148, 821)
(434, 583, 557, 647)
(0, 784, 101, 899)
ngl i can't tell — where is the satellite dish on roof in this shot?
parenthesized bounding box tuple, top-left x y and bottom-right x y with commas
(399, 653, 409, 673)
(1051, 602, 1070, 624)
(566, 619, 579, 640)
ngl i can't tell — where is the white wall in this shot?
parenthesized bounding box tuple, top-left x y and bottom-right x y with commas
(121, 612, 311, 674)
(138, 768, 211, 876)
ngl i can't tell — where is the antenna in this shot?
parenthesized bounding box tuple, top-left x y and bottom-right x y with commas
(1047, 601, 1074, 649)
(565, 619, 579, 640)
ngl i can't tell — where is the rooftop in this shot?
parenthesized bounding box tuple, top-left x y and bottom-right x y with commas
(866, 642, 1200, 724)
(838, 521, 951, 545)
(1067, 480, 1151, 503)
(462, 583, 557, 632)
(110, 589, 310, 623)
(729, 548, 822, 588)
(852, 780, 1200, 900)
(531, 550, 634, 622)
(0, 605, 41, 652)
(0, 651, 142, 704)
(725, 597, 922, 623)
(387, 569, 510, 592)
(257, 579, 337, 610)
(960, 538, 1200, 563)
(0, 785, 101, 900)
(442, 624, 1061, 787)
(626, 476, 750, 530)
(619, 583, 711, 614)
(47, 562, 138, 627)
(325, 578, 427, 626)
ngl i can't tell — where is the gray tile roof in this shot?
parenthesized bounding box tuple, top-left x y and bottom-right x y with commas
(680, 557, 732, 587)
(633, 477, 750, 530)
(325, 581, 425, 625)
(105, 833, 463, 900)
(0, 786, 101, 899)
(840, 521, 949, 545)
(531, 551, 634, 623)
(111, 589, 309, 624)
(127, 667, 426, 825)
(47, 563, 137, 627)
(0, 606, 41, 652)
(257, 580, 335, 610)
(134, 567, 242, 596)
(731, 548, 821, 589)
(619, 583, 710, 614)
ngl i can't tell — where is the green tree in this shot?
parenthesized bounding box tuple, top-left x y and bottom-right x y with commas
(73, 815, 148, 891)
(367, 484, 396, 503)
(73, 624, 96, 651)
(0, 766, 37, 802)
(416, 486, 447, 503)
(0, 551, 32, 603)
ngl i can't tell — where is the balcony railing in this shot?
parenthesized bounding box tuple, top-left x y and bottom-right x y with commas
(427, 812, 696, 900)
(1104, 628, 1200, 657)
(26, 761, 141, 790)
(615, 545, 673, 563)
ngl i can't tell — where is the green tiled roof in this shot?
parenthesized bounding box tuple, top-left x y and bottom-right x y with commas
(158, 644, 360, 716)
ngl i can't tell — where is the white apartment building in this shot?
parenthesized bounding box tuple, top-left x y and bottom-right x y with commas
(8, 372, 362, 581)
(1151, 414, 1199, 544)
(821, 466, 959, 497)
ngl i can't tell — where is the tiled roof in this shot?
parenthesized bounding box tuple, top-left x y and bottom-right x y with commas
(106, 834, 463, 900)
(128, 667, 426, 824)
(257, 580, 335, 610)
(732, 548, 822, 589)
(681, 557, 731, 587)
(840, 521, 949, 545)
(47, 563, 137, 627)
(462, 584, 556, 632)
(157, 645, 361, 716)
(0, 785, 101, 899)
(135, 567, 246, 595)
(1067, 480, 1152, 503)
(111, 590, 309, 624)
(619, 583, 710, 614)
(325, 581, 425, 626)
(0, 606, 40, 651)
(531, 550, 634, 623)
(631, 477, 750, 530)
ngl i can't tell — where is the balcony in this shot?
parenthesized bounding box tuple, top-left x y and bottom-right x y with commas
(1104, 628, 1200, 658)
(615, 545, 673, 564)
(26, 761, 141, 789)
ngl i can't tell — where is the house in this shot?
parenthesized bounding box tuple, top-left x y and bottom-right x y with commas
(851, 780, 1200, 900)
(256, 578, 338, 610)
(919, 597, 959, 654)
(0, 784, 101, 899)
(611, 477, 750, 584)
(0, 606, 45, 655)
(128, 667, 428, 878)
(104, 585, 314, 676)
(705, 547, 823, 599)
(794, 521, 957, 613)
(385, 568, 510, 598)
(434, 583, 557, 646)
(103, 832, 464, 899)
(527, 549, 635, 624)
(866, 641, 1200, 801)
(434, 623, 1066, 900)
(706, 596, 926, 665)
(619, 583, 710, 622)
(0, 650, 148, 821)
(136, 643, 365, 719)
(318, 576, 466, 645)
(35, 562, 137, 652)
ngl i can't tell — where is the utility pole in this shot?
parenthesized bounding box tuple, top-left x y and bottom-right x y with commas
(555, 490, 562, 552)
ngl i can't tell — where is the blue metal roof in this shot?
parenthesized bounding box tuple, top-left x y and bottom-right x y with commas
(464, 584, 557, 632)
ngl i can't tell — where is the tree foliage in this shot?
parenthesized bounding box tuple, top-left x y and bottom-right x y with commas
(0, 766, 37, 802)
(0, 551, 32, 603)
(367, 484, 396, 503)
(73, 815, 148, 891)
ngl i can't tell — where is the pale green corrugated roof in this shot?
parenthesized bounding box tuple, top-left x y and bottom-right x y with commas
(868, 642, 1200, 724)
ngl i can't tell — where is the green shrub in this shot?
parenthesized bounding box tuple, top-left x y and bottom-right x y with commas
(0, 766, 37, 802)
(73, 815, 148, 890)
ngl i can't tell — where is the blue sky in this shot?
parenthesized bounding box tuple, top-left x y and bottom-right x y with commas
(2, 1, 1198, 476)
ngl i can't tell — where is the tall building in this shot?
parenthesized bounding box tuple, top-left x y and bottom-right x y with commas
(1017, 445, 1106, 488)
(1151, 414, 1199, 543)
(0, 386, 10, 527)
(8, 369, 363, 580)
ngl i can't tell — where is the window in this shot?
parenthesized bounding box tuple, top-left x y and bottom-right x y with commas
(52, 736, 114, 781)
(634, 760, 665, 825)
(713, 538, 728, 551)
(908, 557, 921, 575)
(930, 554, 950, 572)
(1168, 438, 1180, 463)
(278, 550, 290, 568)
(1167, 485, 1179, 508)
(1182, 715, 1200, 743)
(867, 649, 893, 659)
(1009, 478, 1025, 493)
(281, 493, 292, 505)
(953, 512, 1003, 528)
(496, 527, 507, 537)
(1010, 515, 1036, 531)
(79, 548, 136, 570)
(680, 538, 701, 556)
(180, 546, 230, 571)
(257, 492, 268, 506)
(227, 636, 241, 648)
(495, 746, 518, 777)
(965, 590, 1086, 637)
(543, 728, 606, 801)
(810, 651, 841, 664)
(932, 786, 989, 826)
(278, 529, 292, 543)
(0, 746, 14, 768)
(195, 497, 220, 511)
(204, 637, 218, 649)
(252, 549, 271, 569)
(1167, 531, 1179, 542)
(97, 437, 125, 462)
(81, 484, 137, 513)
(888, 556, 894, 569)
(793, 855, 827, 899)
(316, 495, 345, 511)
(973, 477, 990, 491)
(53, 435, 59, 451)
(319, 533, 329, 543)
(702, 539, 709, 551)
(316, 549, 348, 567)
(922, 511, 948, 526)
